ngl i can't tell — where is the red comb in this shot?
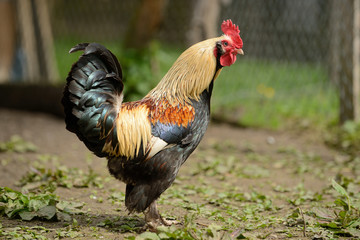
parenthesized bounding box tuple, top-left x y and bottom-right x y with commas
(221, 20, 243, 49)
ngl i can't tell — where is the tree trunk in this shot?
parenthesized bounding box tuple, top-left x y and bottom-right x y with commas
(124, 0, 167, 49)
(186, 0, 222, 46)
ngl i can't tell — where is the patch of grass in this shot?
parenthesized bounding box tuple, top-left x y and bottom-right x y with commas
(0, 135, 37, 153)
(330, 180, 357, 230)
(55, 227, 83, 239)
(287, 183, 323, 207)
(191, 152, 270, 180)
(326, 120, 360, 157)
(107, 191, 126, 212)
(131, 215, 240, 240)
(17, 165, 104, 192)
(213, 59, 337, 129)
(0, 225, 50, 240)
(97, 216, 144, 233)
(308, 179, 360, 238)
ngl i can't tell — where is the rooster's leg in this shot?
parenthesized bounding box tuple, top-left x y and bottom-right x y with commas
(144, 201, 174, 228)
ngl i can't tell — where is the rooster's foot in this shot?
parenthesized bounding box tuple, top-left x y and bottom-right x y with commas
(145, 201, 177, 230)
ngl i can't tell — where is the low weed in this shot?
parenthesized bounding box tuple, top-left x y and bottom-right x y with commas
(310, 179, 360, 238)
(0, 135, 37, 153)
(326, 120, 360, 157)
(18, 165, 104, 192)
(0, 187, 84, 222)
(0, 225, 50, 240)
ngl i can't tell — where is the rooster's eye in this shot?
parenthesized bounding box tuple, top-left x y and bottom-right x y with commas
(223, 41, 228, 46)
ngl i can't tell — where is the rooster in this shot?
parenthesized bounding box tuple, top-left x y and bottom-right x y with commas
(62, 19, 243, 228)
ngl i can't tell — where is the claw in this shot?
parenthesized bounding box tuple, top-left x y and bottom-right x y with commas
(161, 217, 178, 226)
(144, 201, 177, 230)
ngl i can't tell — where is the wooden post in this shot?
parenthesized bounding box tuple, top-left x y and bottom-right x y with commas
(354, 0, 360, 121)
(17, 0, 41, 82)
(0, 1, 16, 82)
(35, 0, 59, 83)
(332, 0, 360, 124)
(16, 0, 59, 83)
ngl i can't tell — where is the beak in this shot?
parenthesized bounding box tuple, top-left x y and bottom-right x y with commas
(236, 49, 244, 55)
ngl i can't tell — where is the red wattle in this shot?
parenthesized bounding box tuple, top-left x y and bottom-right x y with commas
(220, 52, 237, 67)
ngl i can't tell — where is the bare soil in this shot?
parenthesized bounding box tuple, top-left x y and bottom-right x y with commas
(0, 108, 356, 239)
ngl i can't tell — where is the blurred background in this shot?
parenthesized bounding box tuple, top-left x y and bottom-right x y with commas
(0, 0, 359, 129)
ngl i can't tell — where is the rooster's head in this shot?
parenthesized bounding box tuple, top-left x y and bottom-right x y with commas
(215, 19, 244, 67)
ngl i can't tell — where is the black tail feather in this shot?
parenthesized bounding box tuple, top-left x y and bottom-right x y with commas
(69, 42, 122, 79)
(62, 43, 123, 157)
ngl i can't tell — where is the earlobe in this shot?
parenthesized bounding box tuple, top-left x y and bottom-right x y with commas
(213, 48, 218, 58)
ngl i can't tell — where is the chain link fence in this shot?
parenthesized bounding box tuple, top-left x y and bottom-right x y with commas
(49, 0, 330, 61)
(1, 0, 359, 126)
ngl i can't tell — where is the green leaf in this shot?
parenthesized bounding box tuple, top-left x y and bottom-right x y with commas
(0, 202, 6, 211)
(37, 205, 56, 220)
(334, 199, 349, 209)
(236, 234, 248, 239)
(312, 207, 336, 220)
(6, 192, 18, 200)
(135, 231, 160, 240)
(345, 227, 360, 237)
(56, 201, 84, 213)
(157, 232, 171, 239)
(56, 212, 72, 222)
(19, 211, 36, 221)
(325, 222, 340, 229)
(28, 199, 47, 212)
(332, 179, 349, 198)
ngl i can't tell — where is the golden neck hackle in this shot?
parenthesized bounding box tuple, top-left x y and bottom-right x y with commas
(147, 37, 224, 105)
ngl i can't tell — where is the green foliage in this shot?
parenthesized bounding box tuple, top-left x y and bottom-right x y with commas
(132, 215, 228, 240)
(17, 165, 104, 192)
(97, 216, 144, 233)
(117, 41, 162, 102)
(55, 227, 83, 239)
(192, 153, 269, 179)
(108, 191, 125, 211)
(0, 136, 37, 153)
(0, 187, 57, 221)
(311, 179, 360, 238)
(2, 187, 53, 221)
(326, 120, 360, 156)
(0, 187, 85, 222)
(0, 225, 50, 240)
(213, 60, 337, 129)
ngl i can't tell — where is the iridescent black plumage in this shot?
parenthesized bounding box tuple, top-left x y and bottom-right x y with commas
(62, 43, 123, 158)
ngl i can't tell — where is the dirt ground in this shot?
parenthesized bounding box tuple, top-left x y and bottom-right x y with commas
(0, 108, 357, 239)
